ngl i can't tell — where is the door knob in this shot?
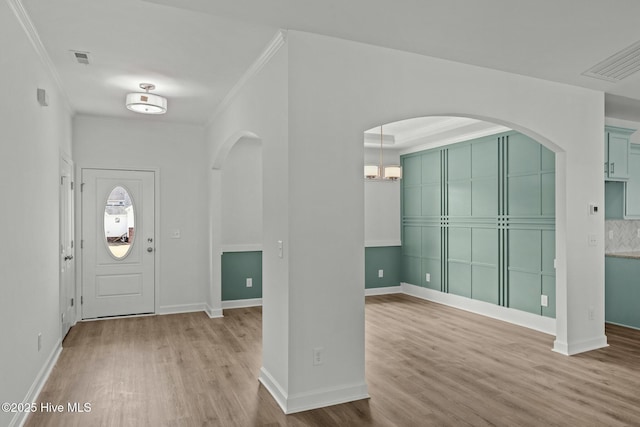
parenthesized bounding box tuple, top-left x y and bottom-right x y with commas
(147, 247, 154, 253)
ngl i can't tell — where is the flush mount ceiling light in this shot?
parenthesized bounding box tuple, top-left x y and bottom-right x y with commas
(364, 125, 402, 181)
(126, 83, 167, 115)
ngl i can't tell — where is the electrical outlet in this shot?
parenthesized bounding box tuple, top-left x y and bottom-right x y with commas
(541, 295, 548, 307)
(313, 347, 324, 366)
(246, 278, 253, 288)
(37, 333, 42, 352)
(426, 273, 431, 282)
(378, 269, 384, 278)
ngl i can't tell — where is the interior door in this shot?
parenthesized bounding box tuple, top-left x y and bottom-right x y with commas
(60, 157, 75, 338)
(82, 169, 155, 318)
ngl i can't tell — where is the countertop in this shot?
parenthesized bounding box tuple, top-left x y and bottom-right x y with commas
(606, 251, 640, 259)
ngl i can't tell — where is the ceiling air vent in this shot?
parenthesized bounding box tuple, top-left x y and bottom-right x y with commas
(583, 40, 640, 83)
(70, 50, 90, 65)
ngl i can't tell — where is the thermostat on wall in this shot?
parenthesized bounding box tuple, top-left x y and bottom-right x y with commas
(589, 204, 598, 215)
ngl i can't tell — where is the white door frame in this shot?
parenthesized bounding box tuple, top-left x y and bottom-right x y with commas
(60, 154, 76, 338)
(77, 166, 161, 318)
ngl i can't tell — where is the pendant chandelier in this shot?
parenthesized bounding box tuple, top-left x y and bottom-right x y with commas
(364, 125, 402, 180)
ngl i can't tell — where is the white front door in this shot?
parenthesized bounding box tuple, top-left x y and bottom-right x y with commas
(81, 169, 155, 318)
(60, 157, 75, 338)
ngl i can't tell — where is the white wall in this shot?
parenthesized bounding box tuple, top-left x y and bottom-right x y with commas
(364, 147, 401, 246)
(0, 2, 72, 425)
(285, 30, 606, 357)
(221, 138, 263, 250)
(73, 115, 209, 312)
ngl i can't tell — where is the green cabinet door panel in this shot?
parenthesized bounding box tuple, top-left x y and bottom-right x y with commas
(605, 181, 625, 220)
(625, 145, 640, 218)
(605, 256, 640, 328)
(608, 133, 630, 179)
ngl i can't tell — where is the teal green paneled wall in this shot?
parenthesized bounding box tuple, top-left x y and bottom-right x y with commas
(222, 251, 262, 301)
(365, 246, 401, 288)
(401, 131, 556, 318)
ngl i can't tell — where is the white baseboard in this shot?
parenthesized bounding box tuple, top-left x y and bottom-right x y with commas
(365, 286, 402, 296)
(258, 367, 369, 415)
(158, 303, 207, 315)
(206, 304, 224, 318)
(222, 298, 263, 309)
(553, 335, 609, 356)
(11, 340, 62, 427)
(401, 282, 556, 336)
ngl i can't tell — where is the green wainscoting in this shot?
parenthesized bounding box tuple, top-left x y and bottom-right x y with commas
(401, 131, 556, 318)
(605, 256, 640, 329)
(221, 251, 262, 301)
(365, 246, 402, 288)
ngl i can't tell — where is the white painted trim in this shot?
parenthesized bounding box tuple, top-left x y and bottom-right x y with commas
(365, 286, 402, 296)
(364, 241, 401, 248)
(221, 244, 263, 253)
(11, 340, 62, 427)
(222, 298, 263, 309)
(206, 30, 287, 126)
(401, 282, 557, 336)
(157, 303, 208, 315)
(6, 0, 74, 115)
(206, 304, 224, 319)
(258, 367, 289, 413)
(258, 367, 369, 415)
(285, 382, 370, 415)
(553, 336, 608, 356)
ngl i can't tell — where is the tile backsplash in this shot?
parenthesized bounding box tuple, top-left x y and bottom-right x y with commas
(605, 220, 640, 252)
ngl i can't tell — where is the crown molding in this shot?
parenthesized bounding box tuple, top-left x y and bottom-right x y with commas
(6, 0, 74, 115)
(206, 29, 287, 127)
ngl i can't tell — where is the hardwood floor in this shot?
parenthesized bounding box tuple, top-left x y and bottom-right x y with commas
(25, 294, 640, 426)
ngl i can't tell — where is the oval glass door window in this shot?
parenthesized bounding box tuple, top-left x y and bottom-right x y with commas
(104, 186, 135, 259)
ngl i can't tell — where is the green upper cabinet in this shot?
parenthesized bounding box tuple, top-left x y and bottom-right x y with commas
(625, 144, 640, 219)
(605, 126, 634, 181)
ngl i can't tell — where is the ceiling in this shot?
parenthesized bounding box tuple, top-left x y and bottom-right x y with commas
(19, 0, 640, 139)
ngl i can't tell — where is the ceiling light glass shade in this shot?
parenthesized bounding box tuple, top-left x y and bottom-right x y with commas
(384, 165, 403, 180)
(126, 92, 167, 114)
(364, 165, 380, 179)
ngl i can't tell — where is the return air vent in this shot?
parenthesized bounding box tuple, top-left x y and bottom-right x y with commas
(70, 50, 90, 65)
(583, 40, 640, 83)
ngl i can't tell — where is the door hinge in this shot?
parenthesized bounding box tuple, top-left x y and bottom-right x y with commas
(81, 240, 84, 249)
(71, 298, 74, 307)
(81, 183, 85, 192)
(61, 313, 64, 323)
(81, 296, 83, 305)
(60, 176, 65, 185)
(71, 181, 74, 190)
(71, 240, 74, 249)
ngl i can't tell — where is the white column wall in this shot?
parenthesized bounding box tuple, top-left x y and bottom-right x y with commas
(286, 31, 605, 357)
(0, 2, 72, 425)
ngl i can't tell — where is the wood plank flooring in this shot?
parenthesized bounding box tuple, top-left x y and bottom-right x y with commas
(25, 294, 640, 426)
